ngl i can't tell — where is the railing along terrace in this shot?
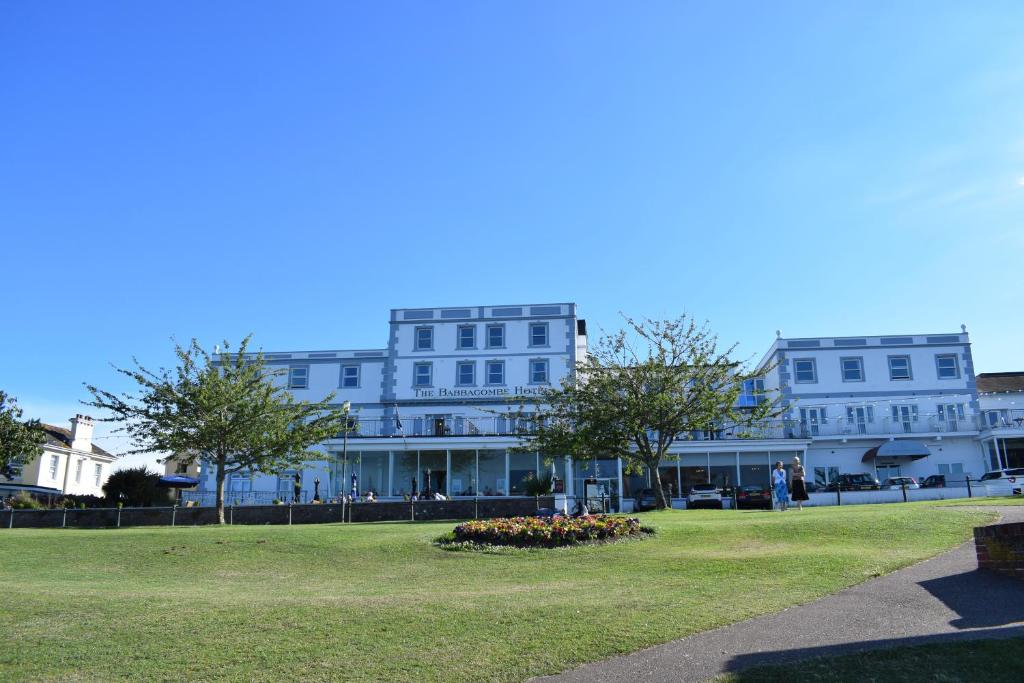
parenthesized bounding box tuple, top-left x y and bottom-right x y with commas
(342, 416, 544, 438)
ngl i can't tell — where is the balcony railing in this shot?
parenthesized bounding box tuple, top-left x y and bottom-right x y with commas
(335, 413, 1024, 441)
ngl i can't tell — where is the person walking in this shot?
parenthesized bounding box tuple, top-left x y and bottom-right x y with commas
(772, 461, 789, 511)
(790, 456, 809, 511)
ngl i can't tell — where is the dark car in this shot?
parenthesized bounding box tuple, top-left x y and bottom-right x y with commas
(824, 473, 881, 492)
(735, 485, 772, 510)
(919, 475, 947, 489)
(634, 488, 669, 511)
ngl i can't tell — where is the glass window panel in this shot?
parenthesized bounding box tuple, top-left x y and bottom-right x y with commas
(360, 452, 388, 497)
(391, 451, 418, 497)
(342, 366, 359, 387)
(450, 450, 477, 496)
(477, 449, 506, 496)
(658, 465, 680, 498)
(416, 327, 433, 350)
(487, 325, 504, 348)
(530, 323, 548, 346)
(414, 363, 432, 387)
(457, 362, 475, 386)
(458, 326, 475, 348)
(418, 450, 446, 497)
(794, 359, 816, 382)
(508, 452, 538, 495)
(739, 452, 771, 489)
(530, 359, 548, 383)
(487, 361, 504, 385)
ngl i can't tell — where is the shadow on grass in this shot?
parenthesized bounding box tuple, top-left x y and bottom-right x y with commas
(724, 626, 1024, 679)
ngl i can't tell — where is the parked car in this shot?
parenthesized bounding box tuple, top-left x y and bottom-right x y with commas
(978, 469, 1024, 496)
(919, 474, 947, 489)
(634, 488, 670, 511)
(687, 483, 723, 509)
(735, 485, 772, 510)
(881, 477, 919, 490)
(824, 473, 881, 492)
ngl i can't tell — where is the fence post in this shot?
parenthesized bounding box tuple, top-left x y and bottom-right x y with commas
(116, 506, 122, 529)
(411, 500, 415, 522)
(288, 502, 292, 526)
(474, 496, 478, 520)
(171, 504, 177, 527)
(62, 508, 67, 529)
(230, 505, 234, 526)
(966, 476, 972, 498)
(9, 508, 13, 528)
(341, 496, 346, 524)
(901, 480, 908, 503)
(836, 485, 842, 506)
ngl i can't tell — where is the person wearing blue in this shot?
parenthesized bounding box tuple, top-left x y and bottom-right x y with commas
(772, 461, 789, 511)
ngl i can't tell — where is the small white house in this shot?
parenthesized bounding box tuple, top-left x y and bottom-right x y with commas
(1, 414, 116, 498)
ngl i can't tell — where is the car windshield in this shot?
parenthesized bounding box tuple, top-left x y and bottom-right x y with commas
(980, 472, 1002, 481)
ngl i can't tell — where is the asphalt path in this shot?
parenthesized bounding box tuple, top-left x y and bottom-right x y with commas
(537, 506, 1024, 683)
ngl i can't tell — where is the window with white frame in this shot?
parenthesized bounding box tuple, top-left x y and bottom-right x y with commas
(288, 365, 309, 389)
(888, 356, 912, 380)
(457, 325, 476, 349)
(985, 409, 1010, 427)
(846, 405, 874, 434)
(486, 360, 505, 385)
(529, 358, 549, 384)
(93, 463, 102, 487)
(486, 324, 505, 349)
(935, 354, 960, 379)
(840, 357, 864, 382)
(529, 322, 549, 347)
(414, 326, 434, 351)
(340, 365, 359, 388)
(891, 404, 919, 432)
(793, 358, 817, 383)
(413, 362, 432, 387)
(456, 361, 475, 386)
(75, 458, 84, 483)
(799, 406, 827, 436)
(48, 454, 60, 479)
(937, 403, 966, 430)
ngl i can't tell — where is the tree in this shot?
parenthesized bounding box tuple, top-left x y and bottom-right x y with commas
(102, 466, 163, 507)
(518, 315, 781, 510)
(0, 390, 46, 480)
(85, 337, 350, 523)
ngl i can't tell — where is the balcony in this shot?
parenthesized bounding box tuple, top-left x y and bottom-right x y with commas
(341, 416, 542, 439)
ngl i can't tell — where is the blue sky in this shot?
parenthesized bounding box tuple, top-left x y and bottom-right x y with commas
(2, 2, 1023, 468)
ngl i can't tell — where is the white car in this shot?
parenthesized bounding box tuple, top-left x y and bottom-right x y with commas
(881, 477, 920, 490)
(978, 469, 1024, 496)
(687, 483, 723, 509)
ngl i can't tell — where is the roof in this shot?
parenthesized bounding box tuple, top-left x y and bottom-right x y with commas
(976, 372, 1024, 394)
(41, 424, 114, 458)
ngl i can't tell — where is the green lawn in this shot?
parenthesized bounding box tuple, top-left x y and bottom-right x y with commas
(0, 505, 995, 682)
(935, 495, 1024, 506)
(720, 637, 1024, 682)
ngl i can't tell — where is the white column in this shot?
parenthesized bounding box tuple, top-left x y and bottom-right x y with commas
(735, 451, 741, 486)
(388, 451, 394, 497)
(446, 449, 452, 497)
(504, 450, 510, 496)
(565, 457, 575, 497)
(616, 457, 624, 511)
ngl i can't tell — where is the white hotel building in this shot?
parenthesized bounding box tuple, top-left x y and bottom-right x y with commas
(189, 303, 1015, 510)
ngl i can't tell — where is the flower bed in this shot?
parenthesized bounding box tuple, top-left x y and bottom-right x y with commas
(445, 515, 649, 549)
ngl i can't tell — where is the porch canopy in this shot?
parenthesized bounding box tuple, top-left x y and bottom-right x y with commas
(862, 440, 931, 463)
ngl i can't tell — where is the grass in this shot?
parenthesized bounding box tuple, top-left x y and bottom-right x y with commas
(0, 504, 996, 682)
(719, 637, 1024, 682)
(934, 495, 1024, 506)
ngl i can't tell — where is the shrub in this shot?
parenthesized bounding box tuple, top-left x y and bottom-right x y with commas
(448, 515, 647, 549)
(103, 466, 163, 507)
(11, 491, 45, 509)
(522, 473, 553, 497)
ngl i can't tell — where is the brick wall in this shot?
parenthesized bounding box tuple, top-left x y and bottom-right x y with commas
(974, 522, 1024, 579)
(1, 497, 555, 529)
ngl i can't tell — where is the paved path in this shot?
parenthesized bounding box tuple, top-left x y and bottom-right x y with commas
(539, 507, 1024, 683)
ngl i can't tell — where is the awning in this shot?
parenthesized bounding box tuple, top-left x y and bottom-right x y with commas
(862, 440, 931, 463)
(156, 475, 200, 489)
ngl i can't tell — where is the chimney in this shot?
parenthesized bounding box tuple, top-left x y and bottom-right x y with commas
(70, 414, 95, 452)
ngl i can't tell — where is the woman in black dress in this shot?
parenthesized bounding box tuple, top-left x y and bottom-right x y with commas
(790, 456, 809, 510)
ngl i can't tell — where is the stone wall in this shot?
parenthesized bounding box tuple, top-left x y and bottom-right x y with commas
(1, 497, 555, 529)
(975, 522, 1024, 579)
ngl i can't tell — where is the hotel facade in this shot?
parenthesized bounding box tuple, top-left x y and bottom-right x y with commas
(186, 303, 1023, 510)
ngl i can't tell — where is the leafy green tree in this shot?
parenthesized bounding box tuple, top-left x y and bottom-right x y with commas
(85, 337, 350, 523)
(102, 466, 163, 507)
(0, 390, 46, 480)
(518, 315, 781, 510)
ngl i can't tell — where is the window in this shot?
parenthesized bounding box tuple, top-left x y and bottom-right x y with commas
(799, 407, 827, 436)
(530, 358, 549, 384)
(985, 409, 1010, 427)
(288, 365, 309, 389)
(414, 326, 434, 351)
(891, 404, 919, 432)
(75, 458, 84, 483)
(457, 325, 476, 349)
(935, 354, 960, 379)
(93, 463, 102, 487)
(840, 357, 864, 382)
(456, 361, 475, 386)
(413, 362, 432, 387)
(48, 454, 60, 479)
(529, 322, 549, 347)
(937, 403, 966, 431)
(846, 406, 874, 434)
(888, 356, 912, 380)
(793, 358, 817, 383)
(814, 466, 840, 488)
(486, 360, 505, 385)
(340, 365, 359, 388)
(486, 324, 505, 349)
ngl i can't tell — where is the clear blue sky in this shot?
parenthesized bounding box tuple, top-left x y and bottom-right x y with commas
(2, 2, 1023, 468)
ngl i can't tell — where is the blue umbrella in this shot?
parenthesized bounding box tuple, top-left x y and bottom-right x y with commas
(157, 475, 200, 488)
